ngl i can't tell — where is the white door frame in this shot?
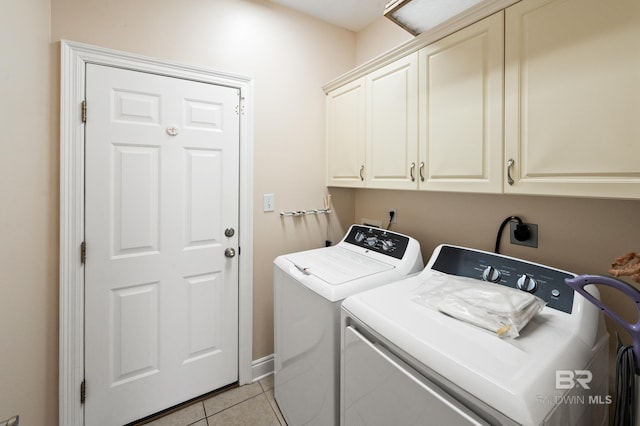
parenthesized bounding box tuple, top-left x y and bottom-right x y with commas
(59, 40, 254, 426)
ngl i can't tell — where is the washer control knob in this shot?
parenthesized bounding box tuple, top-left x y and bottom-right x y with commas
(517, 274, 537, 292)
(482, 266, 501, 283)
(381, 240, 394, 251)
(365, 237, 377, 247)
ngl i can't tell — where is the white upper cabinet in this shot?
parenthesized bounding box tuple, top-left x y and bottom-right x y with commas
(366, 53, 419, 189)
(419, 11, 504, 193)
(327, 78, 366, 187)
(326, 0, 640, 199)
(504, 0, 640, 198)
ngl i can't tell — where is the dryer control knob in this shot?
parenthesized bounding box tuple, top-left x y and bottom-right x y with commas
(482, 266, 501, 283)
(517, 274, 537, 293)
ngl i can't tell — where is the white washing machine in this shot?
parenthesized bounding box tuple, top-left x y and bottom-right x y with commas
(341, 244, 609, 426)
(274, 225, 423, 426)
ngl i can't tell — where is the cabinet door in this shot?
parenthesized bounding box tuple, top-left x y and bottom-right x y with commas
(366, 53, 419, 189)
(505, 0, 640, 198)
(419, 12, 504, 193)
(327, 78, 366, 187)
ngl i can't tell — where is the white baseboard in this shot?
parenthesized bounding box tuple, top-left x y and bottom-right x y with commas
(251, 354, 274, 382)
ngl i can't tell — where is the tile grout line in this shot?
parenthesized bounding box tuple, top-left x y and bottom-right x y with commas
(180, 377, 280, 426)
(203, 383, 266, 423)
(202, 402, 209, 426)
(269, 398, 285, 426)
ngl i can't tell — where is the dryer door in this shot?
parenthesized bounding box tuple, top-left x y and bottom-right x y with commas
(342, 326, 489, 426)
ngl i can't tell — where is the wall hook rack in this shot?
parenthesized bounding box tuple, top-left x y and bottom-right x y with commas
(280, 209, 331, 217)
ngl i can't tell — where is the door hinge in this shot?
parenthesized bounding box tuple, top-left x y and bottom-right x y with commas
(80, 241, 86, 264)
(80, 380, 86, 404)
(81, 100, 87, 123)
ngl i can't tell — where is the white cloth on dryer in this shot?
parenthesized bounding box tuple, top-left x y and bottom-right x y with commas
(412, 271, 545, 338)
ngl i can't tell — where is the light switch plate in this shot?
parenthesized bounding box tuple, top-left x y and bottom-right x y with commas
(263, 193, 275, 212)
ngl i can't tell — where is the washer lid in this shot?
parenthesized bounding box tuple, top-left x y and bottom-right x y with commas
(284, 246, 393, 285)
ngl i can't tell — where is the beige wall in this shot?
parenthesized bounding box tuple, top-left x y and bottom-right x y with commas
(1, 0, 58, 424)
(355, 16, 413, 66)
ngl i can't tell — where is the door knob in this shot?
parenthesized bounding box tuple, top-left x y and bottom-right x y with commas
(224, 248, 236, 258)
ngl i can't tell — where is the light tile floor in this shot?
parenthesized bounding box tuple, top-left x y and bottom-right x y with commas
(134, 375, 286, 426)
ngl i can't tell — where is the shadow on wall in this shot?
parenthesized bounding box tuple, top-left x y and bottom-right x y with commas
(326, 188, 357, 244)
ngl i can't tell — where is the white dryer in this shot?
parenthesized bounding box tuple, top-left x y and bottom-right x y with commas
(341, 244, 609, 426)
(274, 225, 423, 426)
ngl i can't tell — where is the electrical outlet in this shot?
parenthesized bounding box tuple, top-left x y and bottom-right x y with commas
(263, 193, 274, 212)
(389, 209, 397, 224)
(510, 222, 538, 248)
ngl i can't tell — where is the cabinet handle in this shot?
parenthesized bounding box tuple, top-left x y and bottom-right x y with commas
(359, 165, 364, 181)
(419, 161, 425, 182)
(410, 162, 416, 182)
(507, 159, 515, 186)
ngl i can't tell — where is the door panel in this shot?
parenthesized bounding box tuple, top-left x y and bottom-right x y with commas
(185, 149, 222, 246)
(112, 144, 160, 256)
(111, 282, 160, 385)
(185, 273, 223, 360)
(85, 63, 240, 425)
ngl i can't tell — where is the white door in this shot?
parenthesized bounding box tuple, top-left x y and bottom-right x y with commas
(84, 63, 240, 425)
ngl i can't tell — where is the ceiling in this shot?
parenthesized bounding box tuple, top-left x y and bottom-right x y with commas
(268, 0, 391, 32)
